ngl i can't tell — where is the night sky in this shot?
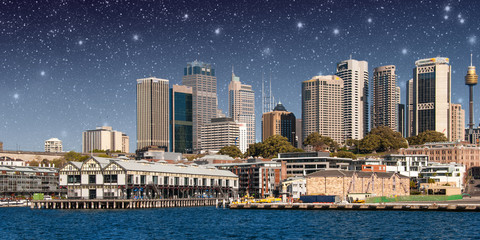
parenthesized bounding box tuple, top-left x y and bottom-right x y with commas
(1, 0, 479, 152)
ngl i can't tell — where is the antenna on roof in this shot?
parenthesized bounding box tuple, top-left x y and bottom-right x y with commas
(471, 53, 473, 67)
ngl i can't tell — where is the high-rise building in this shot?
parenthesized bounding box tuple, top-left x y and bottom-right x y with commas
(296, 119, 303, 149)
(169, 85, 193, 153)
(371, 65, 399, 132)
(44, 138, 62, 153)
(450, 103, 465, 142)
(182, 61, 217, 153)
(412, 57, 451, 140)
(336, 59, 369, 140)
(465, 54, 478, 143)
(302, 75, 344, 144)
(82, 126, 129, 153)
(228, 69, 255, 147)
(136, 77, 169, 151)
(406, 79, 414, 137)
(200, 118, 243, 153)
(262, 103, 296, 147)
(398, 104, 405, 137)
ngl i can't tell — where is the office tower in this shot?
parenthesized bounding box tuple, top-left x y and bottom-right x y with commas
(82, 126, 129, 153)
(465, 54, 478, 143)
(136, 77, 169, 150)
(302, 75, 344, 144)
(371, 65, 399, 132)
(406, 79, 414, 137)
(238, 122, 248, 153)
(398, 104, 405, 137)
(200, 118, 243, 153)
(170, 85, 193, 153)
(228, 69, 255, 147)
(336, 59, 369, 140)
(412, 57, 451, 140)
(262, 74, 275, 114)
(182, 61, 217, 153)
(450, 104, 465, 141)
(296, 119, 303, 149)
(44, 138, 62, 153)
(262, 103, 296, 147)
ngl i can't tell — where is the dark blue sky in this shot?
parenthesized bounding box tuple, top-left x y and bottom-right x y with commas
(0, 0, 478, 152)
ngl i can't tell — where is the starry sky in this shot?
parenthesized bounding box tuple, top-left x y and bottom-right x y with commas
(0, 0, 479, 152)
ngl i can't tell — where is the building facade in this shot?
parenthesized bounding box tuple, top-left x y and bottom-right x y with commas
(412, 57, 451, 140)
(262, 103, 296, 147)
(450, 103, 465, 142)
(82, 126, 129, 153)
(406, 79, 414, 137)
(0, 165, 62, 197)
(302, 75, 344, 144)
(200, 118, 243, 153)
(371, 65, 400, 132)
(137, 77, 169, 151)
(336, 59, 369, 140)
(228, 70, 255, 147)
(276, 152, 354, 179)
(383, 154, 429, 178)
(169, 85, 193, 153)
(182, 61, 217, 153)
(45, 138, 63, 153)
(419, 162, 466, 190)
(59, 157, 238, 199)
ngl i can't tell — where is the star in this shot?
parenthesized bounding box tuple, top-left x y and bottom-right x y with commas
(133, 34, 139, 41)
(214, 28, 221, 35)
(469, 36, 477, 45)
(40, 71, 46, 76)
(445, 6, 451, 12)
(367, 18, 372, 23)
(13, 93, 19, 99)
(297, 22, 304, 29)
(402, 48, 408, 55)
(183, 14, 189, 20)
(78, 40, 84, 45)
(333, 28, 339, 35)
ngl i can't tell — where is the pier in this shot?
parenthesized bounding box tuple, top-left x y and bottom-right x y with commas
(229, 203, 480, 212)
(31, 198, 222, 209)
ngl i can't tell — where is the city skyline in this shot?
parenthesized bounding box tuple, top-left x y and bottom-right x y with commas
(1, 1, 479, 151)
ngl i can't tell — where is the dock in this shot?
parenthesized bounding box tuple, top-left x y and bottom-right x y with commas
(31, 198, 223, 209)
(229, 203, 480, 212)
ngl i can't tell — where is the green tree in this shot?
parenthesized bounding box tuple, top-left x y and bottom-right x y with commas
(330, 151, 357, 159)
(64, 151, 89, 162)
(407, 130, 448, 145)
(369, 126, 408, 152)
(245, 142, 265, 158)
(245, 135, 303, 158)
(303, 132, 339, 152)
(358, 134, 381, 153)
(218, 145, 243, 158)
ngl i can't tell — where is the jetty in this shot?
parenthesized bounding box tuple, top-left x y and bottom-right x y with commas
(229, 203, 480, 212)
(31, 198, 224, 209)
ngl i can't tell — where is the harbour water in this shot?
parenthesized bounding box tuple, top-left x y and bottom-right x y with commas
(2, 207, 479, 239)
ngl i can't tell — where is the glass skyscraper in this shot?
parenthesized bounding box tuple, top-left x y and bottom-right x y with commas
(170, 85, 193, 153)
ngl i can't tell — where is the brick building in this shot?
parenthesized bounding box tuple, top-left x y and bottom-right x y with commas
(306, 170, 410, 200)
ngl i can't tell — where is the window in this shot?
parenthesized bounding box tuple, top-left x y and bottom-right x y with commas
(184, 177, 189, 186)
(67, 175, 80, 183)
(127, 175, 133, 184)
(153, 176, 158, 184)
(164, 177, 169, 185)
(175, 177, 179, 186)
(104, 175, 118, 183)
(140, 175, 146, 184)
(89, 175, 96, 184)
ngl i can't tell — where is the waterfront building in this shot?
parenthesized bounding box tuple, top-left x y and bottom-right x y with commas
(137, 77, 169, 151)
(200, 118, 243, 153)
(262, 103, 297, 147)
(383, 154, 429, 178)
(466, 125, 480, 145)
(228, 70, 255, 148)
(82, 126, 129, 153)
(371, 65, 400, 132)
(59, 156, 238, 199)
(306, 170, 410, 200)
(276, 152, 355, 179)
(44, 138, 63, 153)
(412, 57, 451, 140)
(302, 75, 344, 144)
(450, 104, 465, 142)
(195, 154, 236, 165)
(135, 146, 182, 162)
(0, 156, 25, 166)
(406, 79, 414, 137)
(169, 85, 193, 154)
(213, 161, 281, 198)
(182, 61, 217, 153)
(399, 141, 480, 169)
(281, 177, 306, 199)
(419, 162, 466, 190)
(336, 59, 369, 140)
(0, 165, 62, 197)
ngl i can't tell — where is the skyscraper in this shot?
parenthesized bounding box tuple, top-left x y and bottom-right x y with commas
(371, 65, 399, 132)
(136, 77, 169, 150)
(302, 75, 344, 144)
(228, 69, 255, 147)
(170, 85, 193, 153)
(182, 61, 217, 153)
(83, 126, 129, 153)
(262, 103, 296, 147)
(465, 54, 478, 143)
(406, 79, 414, 137)
(412, 57, 451, 140)
(336, 59, 369, 140)
(200, 118, 243, 153)
(450, 103, 465, 141)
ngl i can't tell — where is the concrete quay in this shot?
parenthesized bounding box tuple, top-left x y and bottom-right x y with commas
(31, 198, 220, 209)
(229, 203, 480, 212)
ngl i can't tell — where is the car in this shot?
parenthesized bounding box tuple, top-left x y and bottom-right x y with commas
(44, 196, 53, 200)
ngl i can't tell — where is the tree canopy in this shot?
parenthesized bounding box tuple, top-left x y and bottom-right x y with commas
(358, 126, 408, 153)
(218, 145, 244, 158)
(406, 130, 448, 145)
(330, 151, 357, 159)
(64, 151, 89, 162)
(303, 132, 339, 152)
(245, 135, 303, 158)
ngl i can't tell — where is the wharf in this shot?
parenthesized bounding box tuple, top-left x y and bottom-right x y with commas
(31, 198, 222, 209)
(229, 203, 480, 212)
